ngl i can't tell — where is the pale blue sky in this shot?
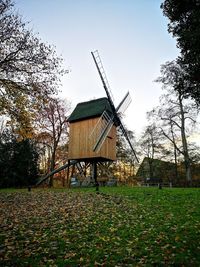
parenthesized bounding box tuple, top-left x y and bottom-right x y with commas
(16, 0, 180, 137)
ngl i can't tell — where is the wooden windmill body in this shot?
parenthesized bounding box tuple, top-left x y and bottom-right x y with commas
(68, 97, 117, 162)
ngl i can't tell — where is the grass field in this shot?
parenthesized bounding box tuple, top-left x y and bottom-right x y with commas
(0, 187, 200, 266)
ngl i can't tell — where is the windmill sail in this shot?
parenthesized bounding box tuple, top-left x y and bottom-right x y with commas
(90, 110, 111, 140)
(91, 51, 115, 113)
(91, 50, 139, 162)
(116, 91, 132, 115)
(90, 110, 114, 152)
(93, 119, 114, 152)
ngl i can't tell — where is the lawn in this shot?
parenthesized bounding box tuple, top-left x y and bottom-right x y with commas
(0, 187, 200, 266)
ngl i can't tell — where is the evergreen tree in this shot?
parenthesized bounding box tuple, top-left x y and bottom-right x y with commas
(0, 131, 39, 188)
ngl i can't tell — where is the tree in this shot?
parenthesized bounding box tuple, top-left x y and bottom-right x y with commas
(156, 60, 199, 183)
(149, 106, 180, 182)
(36, 97, 70, 187)
(35, 131, 53, 174)
(139, 124, 164, 181)
(148, 93, 199, 184)
(0, 129, 39, 188)
(161, 0, 200, 104)
(0, 0, 66, 132)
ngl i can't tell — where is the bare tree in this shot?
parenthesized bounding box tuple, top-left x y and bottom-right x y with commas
(139, 124, 164, 180)
(36, 97, 70, 187)
(156, 61, 199, 183)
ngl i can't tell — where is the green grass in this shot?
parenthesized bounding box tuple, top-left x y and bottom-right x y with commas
(0, 187, 200, 266)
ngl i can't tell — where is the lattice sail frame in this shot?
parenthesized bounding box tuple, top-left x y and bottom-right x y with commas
(90, 110, 114, 152)
(91, 50, 139, 162)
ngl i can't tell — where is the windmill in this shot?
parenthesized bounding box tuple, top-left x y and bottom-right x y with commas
(67, 50, 139, 190)
(90, 50, 138, 162)
(36, 50, 138, 189)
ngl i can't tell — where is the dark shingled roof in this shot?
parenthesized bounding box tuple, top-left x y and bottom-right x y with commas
(68, 97, 112, 122)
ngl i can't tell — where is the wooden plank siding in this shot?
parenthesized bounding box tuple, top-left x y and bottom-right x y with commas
(68, 117, 116, 161)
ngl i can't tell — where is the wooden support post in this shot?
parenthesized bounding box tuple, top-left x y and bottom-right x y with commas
(92, 162, 99, 192)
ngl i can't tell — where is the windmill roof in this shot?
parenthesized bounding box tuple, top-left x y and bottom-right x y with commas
(68, 97, 113, 122)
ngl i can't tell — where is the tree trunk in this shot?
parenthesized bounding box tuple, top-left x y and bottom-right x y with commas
(171, 125, 179, 183)
(178, 93, 192, 183)
(174, 145, 179, 184)
(49, 149, 56, 187)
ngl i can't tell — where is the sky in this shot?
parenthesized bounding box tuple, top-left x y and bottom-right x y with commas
(15, 0, 190, 139)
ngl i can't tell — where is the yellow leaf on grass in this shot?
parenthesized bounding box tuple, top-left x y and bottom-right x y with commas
(175, 236, 180, 241)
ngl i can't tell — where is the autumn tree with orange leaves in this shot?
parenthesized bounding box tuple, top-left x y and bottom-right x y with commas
(36, 97, 71, 187)
(0, 0, 66, 137)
